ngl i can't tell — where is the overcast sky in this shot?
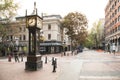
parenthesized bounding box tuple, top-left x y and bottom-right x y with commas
(16, 0, 108, 29)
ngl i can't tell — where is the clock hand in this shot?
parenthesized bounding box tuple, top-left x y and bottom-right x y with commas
(29, 20, 33, 24)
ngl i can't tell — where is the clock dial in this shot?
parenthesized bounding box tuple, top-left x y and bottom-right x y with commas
(28, 18, 36, 27)
(37, 18, 42, 29)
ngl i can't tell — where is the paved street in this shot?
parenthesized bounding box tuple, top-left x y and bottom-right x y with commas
(77, 51, 120, 80)
(0, 50, 120, 80)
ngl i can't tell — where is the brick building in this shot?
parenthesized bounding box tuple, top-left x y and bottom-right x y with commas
(105, 0, 120, 52)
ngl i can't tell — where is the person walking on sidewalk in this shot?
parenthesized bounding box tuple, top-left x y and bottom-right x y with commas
(107, 44, 110, 53)
(8, 54, 12, 62)
(110, 44, 113, 54)
(14, 52, 20, 62)
(52, 58, 57, 72)
(112, 43, 116, 55)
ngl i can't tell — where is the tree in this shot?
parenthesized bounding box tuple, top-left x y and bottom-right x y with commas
(0, 0, 19, 40)
(62, 12, 88, 48)
(90, 20, 104, 49)
(84, 33, 94, 49)
(0, 0, 19, 56)
(0, 0, 18, 19)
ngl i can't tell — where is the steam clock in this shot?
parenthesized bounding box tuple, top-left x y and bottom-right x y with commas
(25, 9, 43, 71)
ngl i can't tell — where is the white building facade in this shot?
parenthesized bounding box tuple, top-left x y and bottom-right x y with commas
(40, 15, 63, 54)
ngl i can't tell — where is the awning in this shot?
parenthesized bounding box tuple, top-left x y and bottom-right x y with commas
(40, 42, 62, 46)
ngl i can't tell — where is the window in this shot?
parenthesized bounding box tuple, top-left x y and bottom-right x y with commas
(23, 27, 26, 32)
(115, 18, 117, 23)
(48, 34, 51, 40)
(112, 5, 114, 9)
(115, 1, 116, 6)
(48, 24, 51, 30)
(118, 6, 120, 12)
(115, 9, 117, 15)
(118, 25, 120, 30)
(19, 27, 22, 32)
(23, 35, 26, 40)
(10, 35, 13, 40)
(112, 13, 114, 17)
(113, 29, 115, 33)
(19, 35, 22, 40)
(118, 15, 120, 21)
(115, 27, 117, 32)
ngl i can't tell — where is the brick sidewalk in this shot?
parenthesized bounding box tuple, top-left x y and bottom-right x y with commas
(0, 51, 75, 80)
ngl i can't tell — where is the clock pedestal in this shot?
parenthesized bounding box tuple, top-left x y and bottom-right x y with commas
(25, 55, 43, 71)
(25, 27, 43, 71)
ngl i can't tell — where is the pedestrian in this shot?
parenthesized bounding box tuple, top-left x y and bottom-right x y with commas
(14, 52, 20, 62)
(110, 44, 113, 54)
(112, 44, 116, 55)
(55, 58, 57, 68)
(52, 58, 57, 72)
(107, 44, 110, 53)
(71, 50, 74, 56)
(8, 54, 12, 62)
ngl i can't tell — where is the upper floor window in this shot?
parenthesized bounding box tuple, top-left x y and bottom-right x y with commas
(19, 27, 22, 32)
(10, 35, 13, 41)
(118, 6, 120, 12)
(112, 13, 114, 17)
(118, 15, 120, 21)
(23, 35, 26, 40)
(48, 34, 51, 40)
(48, 24, 51, 30)
(112, 5, 114, 9)
(115, 9, 117, 15)
(19, 35, 22, 41)
(23, 27, 26, 32)
(115, 18, 117, 23)
(115, 1, 117, 6)
(115, 27, 117, 32)
(118, 25, 120, 30)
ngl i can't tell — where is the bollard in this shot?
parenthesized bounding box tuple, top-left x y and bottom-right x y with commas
(52, 57, 54, 65)
(45, 56, 47, 64)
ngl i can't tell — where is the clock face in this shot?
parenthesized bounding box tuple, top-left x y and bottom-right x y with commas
(37, 18, 42, 29)
(28, 18, 36, 27)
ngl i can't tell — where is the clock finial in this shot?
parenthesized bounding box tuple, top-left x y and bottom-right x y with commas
(32, 2, 37, 15)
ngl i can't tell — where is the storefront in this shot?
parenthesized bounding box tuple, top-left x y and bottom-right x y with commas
(39, 41, 63, 54)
